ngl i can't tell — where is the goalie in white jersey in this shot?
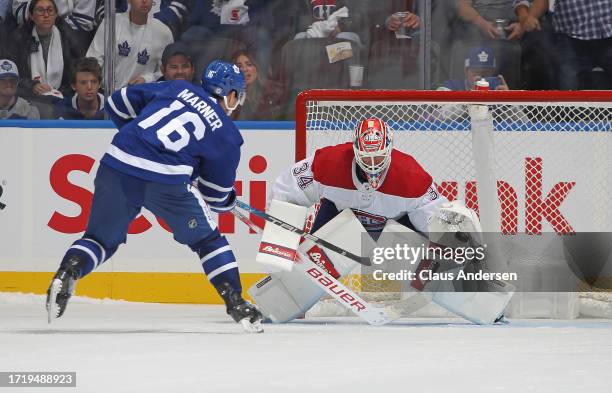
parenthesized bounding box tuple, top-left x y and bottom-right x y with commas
(271, 117, 448, 234)
(250, 117, 513, 325)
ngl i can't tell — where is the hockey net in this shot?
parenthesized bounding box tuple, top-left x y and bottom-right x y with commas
(296, 90, 612, 319)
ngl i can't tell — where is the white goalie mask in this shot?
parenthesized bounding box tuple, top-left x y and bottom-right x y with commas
(353, 118, 393, 190)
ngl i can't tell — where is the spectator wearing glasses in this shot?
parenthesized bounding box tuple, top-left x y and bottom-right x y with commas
(0, 59, 40, 119)
(12, 0, 97, 56)
(12, 0, 75, 101)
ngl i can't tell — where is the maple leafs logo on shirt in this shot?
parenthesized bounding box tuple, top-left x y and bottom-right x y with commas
(118, 41, 131, 57)
(137, 48, 150, 65)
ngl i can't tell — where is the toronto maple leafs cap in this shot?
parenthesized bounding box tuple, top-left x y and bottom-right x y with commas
(161, 42, 193, 66)
(0, 59, 19, 79)
(465, 46, 496, 68)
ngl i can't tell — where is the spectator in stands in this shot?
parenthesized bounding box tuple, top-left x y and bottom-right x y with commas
(523, 0, 611, 90)
(0, 59, 40, 119)
(12, 0, 75, 100)
(87, 0, 173, 88)
(369, 0, 421, 40)
(513, 0, 558, 89)
(180, 0, 273, 73)
(13, 0, 97, 56)
(230, 49, 283, 120)
(293, 1, 364, 47)
(1, 1, 18, 60)
(365, 1, 422, 89)
(95, 0, 193, 39)
(454, 0, 521, 41)
(159, 42, 195, 82)
(438, 45, 509, 90)
(54, 57, 104, 120)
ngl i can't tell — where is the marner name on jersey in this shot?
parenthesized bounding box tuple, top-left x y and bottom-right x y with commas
(177, 89, 224, 131)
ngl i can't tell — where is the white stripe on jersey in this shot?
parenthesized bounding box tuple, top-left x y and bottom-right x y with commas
(107, 95, 131, 119)
(198, 177, 233, 192)
(70, 245, 99, 267)
(207, 262, 239, 280)
(200, 245, 232, 264)
(107, 145, 193, 176)
(187, 184, 217, 230)
(121, 87, 137, 118)
(83, 237, 106, 265)
(201, 194, 229, 203)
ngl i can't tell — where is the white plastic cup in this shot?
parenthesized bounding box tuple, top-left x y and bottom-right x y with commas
(349, 65, 364, 87)
(394, 12, 408, 37)
(474, 79, 490, 91)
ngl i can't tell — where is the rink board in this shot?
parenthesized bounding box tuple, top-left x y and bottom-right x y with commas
(0, 120, 608, 303)
(0, 121, 294, 303)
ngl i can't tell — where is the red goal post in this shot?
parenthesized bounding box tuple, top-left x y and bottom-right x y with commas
(295, 89, 612, 318)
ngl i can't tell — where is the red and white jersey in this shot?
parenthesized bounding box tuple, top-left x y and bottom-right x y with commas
(270, 143, 448, 233)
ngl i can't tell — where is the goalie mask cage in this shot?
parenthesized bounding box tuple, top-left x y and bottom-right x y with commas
(295, 89, 612, 319)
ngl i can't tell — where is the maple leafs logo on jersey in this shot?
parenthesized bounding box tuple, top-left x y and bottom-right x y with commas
(137, 49, 150, 65)
(118, 41, 131, 57)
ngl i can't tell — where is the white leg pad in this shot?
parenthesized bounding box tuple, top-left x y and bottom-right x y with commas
(248, 209, 372, 323)
(378, 218, 514, 324)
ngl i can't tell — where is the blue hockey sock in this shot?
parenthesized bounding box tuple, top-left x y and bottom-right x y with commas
(60, 237, 115, 278)
(192, 231, 242, 293)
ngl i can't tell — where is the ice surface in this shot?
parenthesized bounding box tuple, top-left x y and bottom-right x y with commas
(1, 293, 611, 393)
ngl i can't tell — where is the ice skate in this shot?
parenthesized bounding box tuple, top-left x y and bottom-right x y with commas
(215, 282, 263, 333)
(46, 257, 82, 323)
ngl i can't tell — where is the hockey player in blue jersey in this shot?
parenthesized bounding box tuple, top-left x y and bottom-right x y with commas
(46, 60, 264, 333)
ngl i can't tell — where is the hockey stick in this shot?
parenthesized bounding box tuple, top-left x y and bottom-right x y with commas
(231, 208, 391, 325)
(231, 208, 431, 323)
(235, 200, 371, 266)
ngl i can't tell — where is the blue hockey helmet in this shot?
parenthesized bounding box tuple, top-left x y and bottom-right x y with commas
(202, 60, 246, 112)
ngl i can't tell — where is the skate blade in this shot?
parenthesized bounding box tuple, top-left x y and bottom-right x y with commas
(240, 318, 264, 333)
(46, 279, 62, 324)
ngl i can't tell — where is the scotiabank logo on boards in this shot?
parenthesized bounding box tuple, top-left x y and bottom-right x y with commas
(47, 154, 268, 235)
(437, 157, 575, 235)
(47, 155, 576, 236)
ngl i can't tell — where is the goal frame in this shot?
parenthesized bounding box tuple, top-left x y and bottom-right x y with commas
(295, 89, 612, 161)
(295, 89, 612, 319)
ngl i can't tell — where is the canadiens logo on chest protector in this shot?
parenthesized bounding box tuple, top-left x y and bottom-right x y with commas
(352, 210, 387, 231)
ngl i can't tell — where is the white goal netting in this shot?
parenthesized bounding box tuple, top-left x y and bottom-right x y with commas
(297, 90, 612, 319)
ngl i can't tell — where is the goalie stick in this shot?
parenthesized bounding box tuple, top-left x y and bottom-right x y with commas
(231, 208, 431, 324)
(235, 200, 372, 266)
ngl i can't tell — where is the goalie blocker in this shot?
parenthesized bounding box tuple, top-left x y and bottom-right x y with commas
(249, 200, 514, 324)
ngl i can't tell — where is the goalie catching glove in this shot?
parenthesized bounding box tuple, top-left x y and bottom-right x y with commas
(427, 200, 483, 247)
